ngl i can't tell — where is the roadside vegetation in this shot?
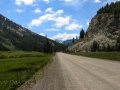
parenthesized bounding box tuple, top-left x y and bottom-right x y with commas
(70, 52, 120, 61)
(0, 51, 54, 90)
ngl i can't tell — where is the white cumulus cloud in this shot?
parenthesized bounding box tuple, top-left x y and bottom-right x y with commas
(29, 19, 42, 27)
(45, 8, 54, 13)
(52, 32, 79, 41)
(29, 14, 54, 27)
(54, 16, 71, 27)
(40, 33, 46, 36)
(28, 9, 69, 28)
(39, 14, 55, 21)
(86, 21, 90, 25)
(43, 0, 49, 3)
(65, 22, 83, 30)
(94, 0, 101, 3)
(34, 8, 42, 13)
(65, 0, 72, 2)
(46, 28, 59, 31)
(55, 10, 64, 15)
(16, 9, 24, 12)
(15, 0, 35, 5)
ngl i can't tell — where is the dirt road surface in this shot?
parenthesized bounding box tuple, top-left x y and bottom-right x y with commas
(19, 52, 120, 90)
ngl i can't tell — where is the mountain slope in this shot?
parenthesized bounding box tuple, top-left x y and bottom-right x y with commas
(0, 14, 63, 51)
(68, 1, 120, 52)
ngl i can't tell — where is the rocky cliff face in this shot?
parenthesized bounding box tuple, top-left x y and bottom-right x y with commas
(68, 13, 120, 52)
(86, 14, 120, 38)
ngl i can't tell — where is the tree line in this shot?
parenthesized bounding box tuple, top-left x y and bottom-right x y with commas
(91, 36, 120, 52)
(97, 1, 120, 14)
(33, 35, 66, 53)
(72, 29, 85, 44)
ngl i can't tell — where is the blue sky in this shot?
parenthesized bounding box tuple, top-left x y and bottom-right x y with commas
(0, 0, 119, 41)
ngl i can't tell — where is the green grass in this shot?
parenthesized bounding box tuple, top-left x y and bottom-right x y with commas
(0, 51, 54, 90)
(0, 51, 45, 59)
(70, 52, 120, 61)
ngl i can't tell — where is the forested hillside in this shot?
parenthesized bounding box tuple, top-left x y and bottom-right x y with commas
(0, 14, 64, 52)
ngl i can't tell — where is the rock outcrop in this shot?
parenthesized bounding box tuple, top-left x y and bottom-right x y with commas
(68, 13, 120, 52)
(86, 14, 120, 38)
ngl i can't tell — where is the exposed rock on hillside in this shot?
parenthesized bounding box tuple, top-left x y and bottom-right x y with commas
(86, 14, 120, 38)
(68, 35, 116, 52)
(68, 13, 120, 52)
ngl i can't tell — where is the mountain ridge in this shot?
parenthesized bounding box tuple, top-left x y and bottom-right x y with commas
(0, 14, 64, 52)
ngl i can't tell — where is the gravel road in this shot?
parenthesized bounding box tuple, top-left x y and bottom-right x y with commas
(19, 52, 120, 90)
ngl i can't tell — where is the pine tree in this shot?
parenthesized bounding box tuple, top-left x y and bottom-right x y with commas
(44, 35, 51, 53)
(102, 44, 106, 51)
(54, 40, 57, 52)
(33, 41, 37, 51)
(116, 35, 120, 51)
(72, 38, 75, 44)
(91, 41, 99, 52)
(97, 1, 120, 14)
(79, 29, 85, 39)
(107, 44, 111, 52)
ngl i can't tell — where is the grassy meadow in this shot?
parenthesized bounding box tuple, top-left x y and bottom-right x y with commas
(70, 52, 120, 61)
(0, 51, 54, 90)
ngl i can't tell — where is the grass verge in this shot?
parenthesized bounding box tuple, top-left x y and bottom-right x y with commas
(0, 51, 54, 90)
(69, 52, 120, 61)
(0, 51, 45, 59)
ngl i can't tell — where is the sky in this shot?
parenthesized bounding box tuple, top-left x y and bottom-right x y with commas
(0, 0, 119, 41)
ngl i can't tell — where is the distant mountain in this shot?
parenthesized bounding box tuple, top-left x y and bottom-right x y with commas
(62, 39, 73, 45)
(55, 39, 63, 44)
(0, 14, 64, 51)
(68, 1, 120, 52)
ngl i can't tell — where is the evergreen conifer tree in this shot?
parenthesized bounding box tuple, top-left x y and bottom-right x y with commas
(72, 38, 75, 44)
(79, 29, 85, 39)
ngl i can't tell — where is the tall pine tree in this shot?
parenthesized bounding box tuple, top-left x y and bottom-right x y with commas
(33, 41, 37, 51)
(72, 38, 75, 44)
(79, 29, 85, 39)
(44, 35, 51, 53)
